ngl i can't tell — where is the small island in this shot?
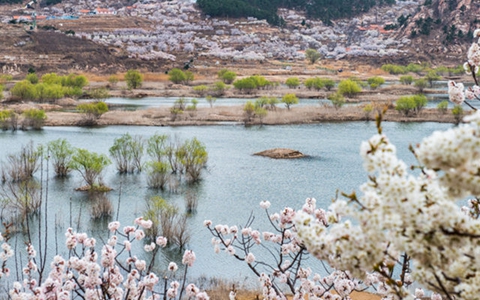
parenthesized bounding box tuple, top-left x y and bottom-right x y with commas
(253, 148, 306, 159)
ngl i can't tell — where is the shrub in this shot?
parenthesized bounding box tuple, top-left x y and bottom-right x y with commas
(281, 93, 299, 110)
(395, 96, 416, 116)
(0, 109, 14, 131)
(304, 77, 324, 90)
(89, 87, 110, 101)
(322, 79, 335, 91)
(367, 76, 385, 90)
(399, 75, 414, 85)
(452, 105, 463, 124)
(76, 101, 109, 125)
(146, 161, 170, 189)
(22, 108, 46, 130)
(25, 73, 39, 84)
(243, 100, 255, 122)
(267, 97, 279, 110)
(41, 73, 62, 85)
(109, 133, 145, 174)
(108, 74, 119, 87)
(250, 75, 271, 89)
(363, 103, 374, 120)
(168, 68, 186, 84)
(406, 63, 424, 73)
(337, 79, 362, 97)
(125, 69, 143, 89)
(193, 85, 208, 97)
(69, 148, 111, 190)
(184, 70, 194, 85)
(414, 78, 428, 92)
(305, 48, 321, 64)
(218, 69, 237, 84)
(206, 95, 216, 108)
(35, 83, 64, 101)
(285, 77, 300, 89)
(437, 100, 449, 113)
(210, 81, 227, 96)
(47, 138, 74, 177)
(425, 69, 441, 87)
(381, 64, 407, 74)
(395, 94, 427, 116)
(0, 84, 3, 101)
(61, 74, 88, 88)
(234, 77, 257, 92)
(327, 92, 345, 109)
(10, 80, 37, 100)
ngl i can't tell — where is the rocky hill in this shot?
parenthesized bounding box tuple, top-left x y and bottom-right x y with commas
(0, 0, 477, 75)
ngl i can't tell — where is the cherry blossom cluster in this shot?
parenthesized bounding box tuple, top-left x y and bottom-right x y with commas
(6, 217, 206, 300)
(295, 107, 480, 299)
(205, 200, 379, 300)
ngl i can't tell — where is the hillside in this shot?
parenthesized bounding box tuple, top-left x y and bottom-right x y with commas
(0, 0, 477, 75)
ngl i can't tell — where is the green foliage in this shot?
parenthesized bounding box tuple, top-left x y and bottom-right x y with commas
(41, 73, 62, 85)
(193, 85, 208, 97)
(47, 138, 74, 177)
(0, 74, 13, 84)
(437, 100, 449, 114)
(367, 76, 385, 90)
(109, 133, 144, 173)
(243, 101, 256, 122)
(11, 80, 38, 100)
(395, 94, 427, 116)
(187, 99, 199, 111)
(285, 77, 300, 89)
(61, 74, 88, 89)
(234, 77, 258, 92)
(381, 64, 407, 75)
(218, 69, 237, 84)
(179, 138, 208, 182)
(22, 109, 46, 130)
(267, 97, 279, 110)
(0, 84, 3, 101)
(35, 83, 64, 101)
(305, 48, 320, 64)
(304, 77, 324, 90)
(211, 81, 227, 96)
(76, 101, 109, 124)
(146, 161, 170, 189)
(363, 103, 374, 120)
(108, 75, 119, 87)
(255, 96, 269, 108)
(406, 63, 424, 74)
(62, 86, 83, 99)
(327, 92, 345, 109)
(425, 70, 441, 87)
(255, 107, 268, 124)
(452, 105, 464, 124)
(206, 95, 217, 108)
(184, 71, 194, 84)
(322, 79, 335, 91)
(337, 79, 362, 97)
(125, 69, 143, 89)
(89, 88, 110, 101)
(414, 78, 428, 92)
(281, 93, 299, 110)
(26, 73, 39, 84)
(399, 75, 414, 85)
(69, 148, 111, 189)
(0, 109, 15, 130)
(168, 68, 187, 84)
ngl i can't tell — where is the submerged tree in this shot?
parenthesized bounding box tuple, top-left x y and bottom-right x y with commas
(47, 138, 74, 177)
(69, 148, 111, 190)
(109, 133, 145, 173)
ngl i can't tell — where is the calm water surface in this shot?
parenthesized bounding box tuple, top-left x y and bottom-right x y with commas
(0, 122, 454, 285)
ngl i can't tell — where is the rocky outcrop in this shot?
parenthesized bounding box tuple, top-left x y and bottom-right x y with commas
(253, 148, 305, 159)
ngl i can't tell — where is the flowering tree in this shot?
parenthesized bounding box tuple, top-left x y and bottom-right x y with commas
(5, 218, 206, 300)
(294, 30, 480, 300)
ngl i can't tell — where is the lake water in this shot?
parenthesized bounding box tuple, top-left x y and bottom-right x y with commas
(0, 121, 454, 288)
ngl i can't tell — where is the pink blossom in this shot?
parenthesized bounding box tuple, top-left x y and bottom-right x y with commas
(182, 250, 196, 267)
(203, 220, 212, 227)
(168, 262, 178, 272)
(260, 200, 271, 209)
(144, 243, 156, 252)
(186, 283, 199, 297)
(135, 230, 145, 241)
(156, 236, 168, 247)
(448, 81, 465, 105)
(245, 252, 255, 264)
